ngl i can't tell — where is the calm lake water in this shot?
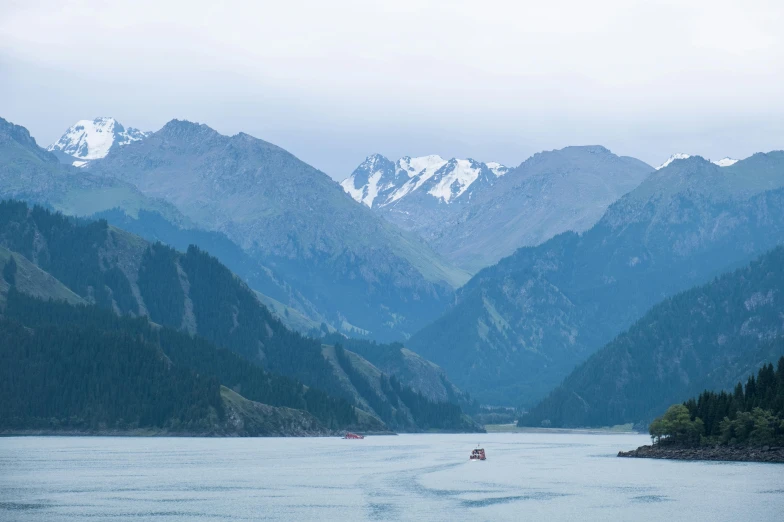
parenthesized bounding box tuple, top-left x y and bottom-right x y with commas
(1, 432, 782, 521)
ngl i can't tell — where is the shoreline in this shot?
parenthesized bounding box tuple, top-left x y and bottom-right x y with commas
(618, 444, 784, 463)
(485, 423, 640, 435)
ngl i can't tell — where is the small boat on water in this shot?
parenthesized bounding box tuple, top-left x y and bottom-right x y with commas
(470, 446, 486, 461)
(343, 432, 364, 439)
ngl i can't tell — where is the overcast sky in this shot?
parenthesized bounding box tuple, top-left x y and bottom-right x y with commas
(1, 0, 783, 179)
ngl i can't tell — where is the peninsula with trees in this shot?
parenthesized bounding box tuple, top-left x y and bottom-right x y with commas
(619, 357, 784, 463)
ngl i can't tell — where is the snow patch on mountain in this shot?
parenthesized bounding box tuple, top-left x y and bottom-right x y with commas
(428, 159, 482, 203)
(47, 117, 149, 162)
(713, 157, 739, 167)
(656, 153, 691, 170)
(486, 162, 509, 176)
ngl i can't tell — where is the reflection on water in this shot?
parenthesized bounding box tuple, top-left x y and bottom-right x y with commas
(1, 433, 782, 521)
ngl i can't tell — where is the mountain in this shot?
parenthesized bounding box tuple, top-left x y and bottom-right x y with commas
(1, 116, 325, 336)
(47, 117, 149, 166)
(0, 200, 475, 431)
(0, 116, 184, 223)
(83, 119, 468, 341)
(343, 147, 653, 272)
(519, 246, 784, 428)
(656, 153, 740, 170)
(407, 153, 784, 406)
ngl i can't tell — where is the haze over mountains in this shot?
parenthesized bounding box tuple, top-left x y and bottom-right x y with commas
(2, 112, 783, 436)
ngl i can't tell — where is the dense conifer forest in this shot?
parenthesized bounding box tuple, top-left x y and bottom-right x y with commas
(0, 289, 357, 431)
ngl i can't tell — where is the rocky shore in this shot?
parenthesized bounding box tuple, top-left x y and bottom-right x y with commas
(618, 444, 784, 463)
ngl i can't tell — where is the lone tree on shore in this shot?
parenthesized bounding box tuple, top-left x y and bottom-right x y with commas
(649, 404, 704, 445)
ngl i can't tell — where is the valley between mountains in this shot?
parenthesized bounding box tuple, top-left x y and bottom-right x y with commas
(1, 114, 783, 436)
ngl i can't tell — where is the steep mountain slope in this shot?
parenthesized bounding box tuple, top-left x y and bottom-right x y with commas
(0, 200, 470, 430)
(47, 117, 150, 166)
(408, 153, 784, 406)
(344, 147, 653, 272)
(85, 120, 468, 341)
(520, 247, 784, 428)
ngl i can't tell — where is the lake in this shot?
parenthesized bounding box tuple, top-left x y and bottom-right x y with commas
(1, 432, 782, 521)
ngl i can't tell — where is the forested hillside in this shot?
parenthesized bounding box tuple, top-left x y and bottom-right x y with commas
(0, 200, 472, 432)
(520, 246, 784, 428)
(0, 290, 356, 435)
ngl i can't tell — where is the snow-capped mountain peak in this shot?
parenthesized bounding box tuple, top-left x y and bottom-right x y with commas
(656, 153, 691, 170)
(712, 157, 739, 167)
(342, 154, 506, 207)
(47, 117, 150, 166)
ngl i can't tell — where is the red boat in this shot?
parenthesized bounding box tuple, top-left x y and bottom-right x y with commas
(470, 447, 486, 460)
(343, 432, 364, 439)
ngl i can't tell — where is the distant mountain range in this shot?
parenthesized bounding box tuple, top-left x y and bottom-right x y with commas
(2, 116, 470, 342)
(408, 153, 784, 406)
(342, 147, 654, 271)
(6, 112, 782, 429)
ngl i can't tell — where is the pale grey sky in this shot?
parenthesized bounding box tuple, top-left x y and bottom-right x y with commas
(2, 0, 783, 178)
